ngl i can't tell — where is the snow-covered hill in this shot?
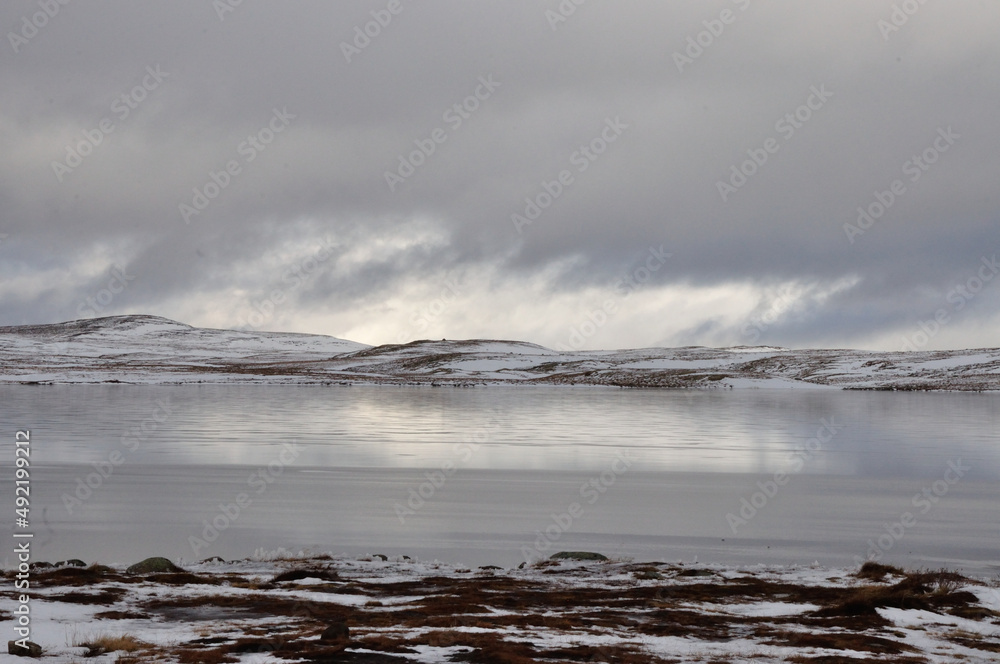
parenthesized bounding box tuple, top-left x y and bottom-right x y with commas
(1, 315, 999, 389)
(0, 315, 369, 384)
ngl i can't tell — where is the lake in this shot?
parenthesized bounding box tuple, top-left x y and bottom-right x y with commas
(2, 385, 998, 574)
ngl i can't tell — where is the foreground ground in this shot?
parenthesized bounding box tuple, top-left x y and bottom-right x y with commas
(3, 553, 999, 663)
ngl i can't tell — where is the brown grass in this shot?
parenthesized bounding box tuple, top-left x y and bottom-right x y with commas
(757, 626, 916, 654)
(50, 588, 127, 604)
(30, 564, 129, 587)
(271, 567, 340, 583)
(814, 570, 979, 618)
(854, 561, 905, 582)
(73, 632, 146, 657)
(32, 556, 994, 664)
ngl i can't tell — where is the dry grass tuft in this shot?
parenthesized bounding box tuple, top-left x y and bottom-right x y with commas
(73, 632, 146, 657)
(814, 569, 978, 617)
(271, 567, 339, 583)
(854, 561, 905, 582)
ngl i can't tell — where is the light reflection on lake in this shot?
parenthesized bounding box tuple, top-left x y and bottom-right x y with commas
(4, 385, 999, 475)
(1, 385, 998, 573)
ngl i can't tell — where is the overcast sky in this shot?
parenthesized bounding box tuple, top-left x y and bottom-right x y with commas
(1, 1, 998, 351)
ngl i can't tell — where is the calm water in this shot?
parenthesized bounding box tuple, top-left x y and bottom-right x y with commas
(1, 385, 998, 573)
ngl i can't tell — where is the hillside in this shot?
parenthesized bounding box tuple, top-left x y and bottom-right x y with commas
(1, 315, 999, 390)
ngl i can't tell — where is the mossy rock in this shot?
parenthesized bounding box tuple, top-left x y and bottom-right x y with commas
(550, 551, 609, 561)
(126, 556, 183, 574)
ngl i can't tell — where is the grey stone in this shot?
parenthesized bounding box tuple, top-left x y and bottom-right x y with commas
(550, 551, 609, 561)
(8, 640, 42, 658)
(126, 556, 182, 574)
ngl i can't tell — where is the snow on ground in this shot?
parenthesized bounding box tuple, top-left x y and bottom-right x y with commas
(909, 353, 996, 370)
(719, 377, 837, 389)
(2, 554, 999, 663)
(2, 315, 1000, 390)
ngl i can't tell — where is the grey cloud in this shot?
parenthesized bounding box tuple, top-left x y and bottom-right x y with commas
(1, 1, 998, 348)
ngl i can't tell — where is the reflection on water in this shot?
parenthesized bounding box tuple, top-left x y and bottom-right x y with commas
(2, 385, 999, 476)
(1, 385, 998, 572)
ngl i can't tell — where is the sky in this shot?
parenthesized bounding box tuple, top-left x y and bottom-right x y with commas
(1, 0, 998, 351)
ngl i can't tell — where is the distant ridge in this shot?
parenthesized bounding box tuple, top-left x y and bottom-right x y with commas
(0, 314, 192, 335)
(0, 315, 998, 390)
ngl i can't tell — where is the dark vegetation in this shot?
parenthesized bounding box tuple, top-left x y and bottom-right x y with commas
(3, 559, 997, 662)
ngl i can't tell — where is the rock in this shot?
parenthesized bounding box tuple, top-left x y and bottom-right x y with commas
(550, 551, 609, 562)
(126, 557, 182, 574)
(28, 562, 52, 570)
(55, 559, 86, 567)
(479, 565, 503, 570)
(8, 640, 42, 657)
(319, 622, 350, 643)
(372, 554, 387, 561)
(200, 556, 226, 564)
